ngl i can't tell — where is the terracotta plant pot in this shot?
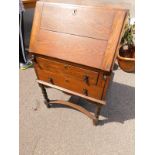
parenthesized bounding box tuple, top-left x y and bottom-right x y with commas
(117, 45, 135, 73)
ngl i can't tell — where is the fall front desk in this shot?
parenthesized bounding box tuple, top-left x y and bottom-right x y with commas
(29, 0, 128, 125)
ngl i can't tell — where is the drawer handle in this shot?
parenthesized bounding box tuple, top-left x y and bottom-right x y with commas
(48, 78, 53, 84)
(83, 89, 88, 96)
(83, 75, 89, 84)
(103, 75, 107, 81)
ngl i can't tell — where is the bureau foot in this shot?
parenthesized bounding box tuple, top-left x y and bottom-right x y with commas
(44, 101, 52, 108)
(93, 105, 102, 125)
(38, 83, 50, 108)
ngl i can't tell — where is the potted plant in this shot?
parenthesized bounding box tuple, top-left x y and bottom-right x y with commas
(117, 16, 135, 73)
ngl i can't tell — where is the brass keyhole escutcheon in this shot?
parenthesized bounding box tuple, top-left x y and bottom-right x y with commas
(72, 9, 77, 15)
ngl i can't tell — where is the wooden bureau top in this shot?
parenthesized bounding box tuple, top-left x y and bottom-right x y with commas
(29, 1, 128, 72)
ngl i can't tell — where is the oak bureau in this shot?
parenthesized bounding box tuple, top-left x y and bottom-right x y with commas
(29, 0, 128, 125)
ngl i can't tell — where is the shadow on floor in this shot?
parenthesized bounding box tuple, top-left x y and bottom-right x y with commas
(50, 81, 135, 126)
(99, 81, 135, 125)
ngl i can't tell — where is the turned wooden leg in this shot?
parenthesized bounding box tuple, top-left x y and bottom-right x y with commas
(93, 105, 102, 125)
(38, 83, 51, 108)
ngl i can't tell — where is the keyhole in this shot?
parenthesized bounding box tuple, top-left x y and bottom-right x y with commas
(72, 9, 77, 15)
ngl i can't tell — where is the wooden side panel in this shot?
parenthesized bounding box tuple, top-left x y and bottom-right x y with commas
(100, 10, 127, 71)
(29, 1, 43, 51)
(32, 29, 108, 69)
(41, 3, 115, 40)
(102, 76, 111, 100)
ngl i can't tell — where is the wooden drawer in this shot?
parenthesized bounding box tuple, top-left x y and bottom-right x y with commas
(35, 67, 104, 100)
(41, 3, 115, 40)
(36, 56, 99, 85)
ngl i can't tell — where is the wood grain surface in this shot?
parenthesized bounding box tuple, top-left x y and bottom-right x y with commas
(35, 66, 104, 99)
(101, 10, 127, 71)
(29, 2, 127, 71)
(32, 29, 107, 69)
(41, 3, 115, 40)
(36, 56, 99, 85)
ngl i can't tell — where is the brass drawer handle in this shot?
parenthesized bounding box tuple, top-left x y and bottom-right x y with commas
(103, 75, 107, 81)
(83, 89, 88, 96)
(83, 75, 89, 84)
(48, 78, 53, 84)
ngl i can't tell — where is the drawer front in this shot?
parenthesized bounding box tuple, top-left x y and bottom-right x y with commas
(35, 67, 104, 100)
(40, 3, 115, 40)
(36, 57, 99, 85)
